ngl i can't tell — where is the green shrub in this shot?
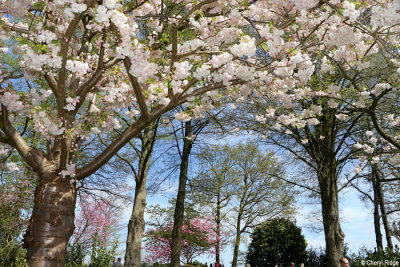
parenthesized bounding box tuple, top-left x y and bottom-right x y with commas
(65, 243, 86, 267)
(0, 238, 26, 267)
(188, 260, 208, 267)
(89, 237, 118, 267)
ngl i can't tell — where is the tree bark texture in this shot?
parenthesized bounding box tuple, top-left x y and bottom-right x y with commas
(371, 167, 383, 251)
(215, 191, 221, 266)
(312, 109, 345, 267)
(231, 213, 242, 267)
(374, 165, 393, 250)
(318, 166, 344, 267)
(125, 123, 158, 267)
(23, 173, 76, 267)
(124, 178, 147, 267)
(232, 188, 245, 267)
(170, 121, 193, 267)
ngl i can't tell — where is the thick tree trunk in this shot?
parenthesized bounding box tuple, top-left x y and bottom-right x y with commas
(312, 109, 345, 267)
(374, 166, 393, 250)
(23, 173, 76, 267)
(170, 121, 193, 267)
(318, 167, 344, 267)
(124, 179, 147, 267)
(371, 167, 383, 251)
(125, 123, 158, 267)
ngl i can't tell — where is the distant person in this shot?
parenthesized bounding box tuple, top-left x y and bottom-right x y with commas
(290, 263, 295, 267)
(245, 263, 251, 267)
(340, 257, 349, 267)
(300, 264, 304, 267)
(111, 258, 116, 267)
(115, 257, 122, 267)
(210, 264, 213, 267)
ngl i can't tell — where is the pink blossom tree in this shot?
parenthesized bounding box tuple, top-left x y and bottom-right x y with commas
(144, 216, 223, 264)
(0, 156, 33, 265)
(70, 194, 117, 250)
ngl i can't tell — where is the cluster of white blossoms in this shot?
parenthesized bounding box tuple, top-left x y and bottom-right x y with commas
(32, 111, 65, 139)
(0, 0, 32, 18)
(0, 92, 24, 112)
(174, 61, 192, 80)
(66, 60, 90, 74)
(1, 0, 400, 178)
(371, 1, 400, 28)
(178, 39, 205, 54)
(64, 96, 80, 111)
(21, 47, 62, 73)
(294, 0, 319, 10)
(229, 36, 257, 58)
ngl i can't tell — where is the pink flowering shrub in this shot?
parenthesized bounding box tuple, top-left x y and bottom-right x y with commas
(0, 162, 33, 240)
(144, 216, 224, 264)
(70, 195, 117, 250)
(0, 177, 32, 234)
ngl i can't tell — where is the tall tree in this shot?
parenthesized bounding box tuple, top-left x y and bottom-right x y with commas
(227, 68, 368, 265)
(189, 144, 236, 266)
(170, 118, 209, 267)
(263, 102, 361, 266)
(229, 142, 294, 267)
(192, 142, 293, 267)
(124, 121, 159, 267)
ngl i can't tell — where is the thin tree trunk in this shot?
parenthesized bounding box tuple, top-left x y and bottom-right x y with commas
(23, 173, 76, 267)
(374, 166, 393, 250)
(373, 198, 383, 251)
(318, 166, 344, 267)
(125, 123, 158, 267)
(215, 191, 221, 266)
(371, 167, 383, 251)
(232, 214, 242, 267)
(170, 121, 193, 267)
